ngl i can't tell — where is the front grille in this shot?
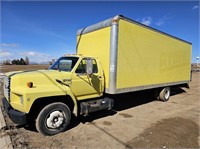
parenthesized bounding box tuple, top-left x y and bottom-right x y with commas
(4, 76, 10, 101)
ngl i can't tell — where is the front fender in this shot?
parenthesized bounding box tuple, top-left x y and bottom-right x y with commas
(63, 86, 78, 116)
(11, 85, 78, 116)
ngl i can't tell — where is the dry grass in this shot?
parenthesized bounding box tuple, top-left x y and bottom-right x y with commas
(0, 65, 50, 73)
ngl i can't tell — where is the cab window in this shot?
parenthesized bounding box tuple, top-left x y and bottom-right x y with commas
(75, 59, 98, 74)
(49, 57, 78, 72)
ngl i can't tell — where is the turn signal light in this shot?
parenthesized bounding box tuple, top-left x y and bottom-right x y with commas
(27, 82, 33, 88)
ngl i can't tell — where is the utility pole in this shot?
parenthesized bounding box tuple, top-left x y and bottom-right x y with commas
(196, 56, 199, 71)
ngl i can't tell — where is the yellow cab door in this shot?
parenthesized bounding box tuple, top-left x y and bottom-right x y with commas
(71, 58, 103, 100)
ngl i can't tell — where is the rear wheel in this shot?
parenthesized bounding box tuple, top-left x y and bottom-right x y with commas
(36, 102, 71, 136)
(159, 87, 171, 102)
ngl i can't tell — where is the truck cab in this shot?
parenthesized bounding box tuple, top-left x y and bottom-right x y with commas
(3, 55, 112, 136)
(49, 55, 104, 100)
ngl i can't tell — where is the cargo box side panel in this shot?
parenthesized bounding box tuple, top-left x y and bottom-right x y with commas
(77, 27, 111, 89)
(116, 19, 191, 90)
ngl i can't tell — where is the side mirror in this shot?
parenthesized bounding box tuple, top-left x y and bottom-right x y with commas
(86, 58, 93, 75)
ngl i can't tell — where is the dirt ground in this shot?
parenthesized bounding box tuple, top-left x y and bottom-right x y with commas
(0, 65, 199, 148)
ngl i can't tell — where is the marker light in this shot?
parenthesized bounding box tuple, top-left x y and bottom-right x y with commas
(112, 19, 118, 23)
(27, 82, 33, 88)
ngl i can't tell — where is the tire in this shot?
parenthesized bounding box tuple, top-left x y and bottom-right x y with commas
(36, 102, 71, 136)
(159, 87, 171, 102)
(154, 89, 160, 100)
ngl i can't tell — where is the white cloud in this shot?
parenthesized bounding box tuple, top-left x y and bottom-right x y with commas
(0, 49, 54, 64)
(192, 5, 199, 10)
(156, 21, 164, 26)
(155, 14, 172, 27)
(156, 16, 168, 26)
(141, 16, 152, 26)
(21, 51, 40, 56)
(0, 43, 19, 47)
(138, 15, 171, 27)
(20, 51, 53, 63)
(0, 51, 11, 57)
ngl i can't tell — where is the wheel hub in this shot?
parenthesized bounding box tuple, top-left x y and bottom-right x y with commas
(165, 89, 170, 99)
(46, 111, 65, 129)
(54, 118, 58, 122)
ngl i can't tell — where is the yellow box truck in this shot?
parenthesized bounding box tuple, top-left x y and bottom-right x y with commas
(3, 15, 192, 136)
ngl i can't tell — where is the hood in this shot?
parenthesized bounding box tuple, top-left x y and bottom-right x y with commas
(6, 70, 71, 88)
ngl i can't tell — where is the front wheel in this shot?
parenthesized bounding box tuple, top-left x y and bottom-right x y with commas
(36, 102, 71, 136)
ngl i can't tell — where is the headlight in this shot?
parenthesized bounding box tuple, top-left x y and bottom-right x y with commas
(4, 76, 10, 101)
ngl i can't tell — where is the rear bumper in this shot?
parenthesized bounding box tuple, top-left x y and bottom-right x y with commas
(2, 97, 27, 125)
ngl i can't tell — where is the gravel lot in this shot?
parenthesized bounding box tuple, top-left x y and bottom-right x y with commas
(0, 65, 199, 148)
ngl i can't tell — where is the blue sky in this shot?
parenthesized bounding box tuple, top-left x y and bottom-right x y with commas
(0, 1, 199, 63)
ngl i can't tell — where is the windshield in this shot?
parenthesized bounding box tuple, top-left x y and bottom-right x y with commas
(49, 57, 79, 72)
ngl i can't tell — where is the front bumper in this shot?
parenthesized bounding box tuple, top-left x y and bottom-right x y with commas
(2, 97, 27, 125)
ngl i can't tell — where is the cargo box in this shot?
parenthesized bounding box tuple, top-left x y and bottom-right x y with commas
(77, 15, 192, 94)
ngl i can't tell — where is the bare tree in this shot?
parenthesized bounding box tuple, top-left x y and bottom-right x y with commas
(3, 59, 11, 65)
(25, 56, 30, 65)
